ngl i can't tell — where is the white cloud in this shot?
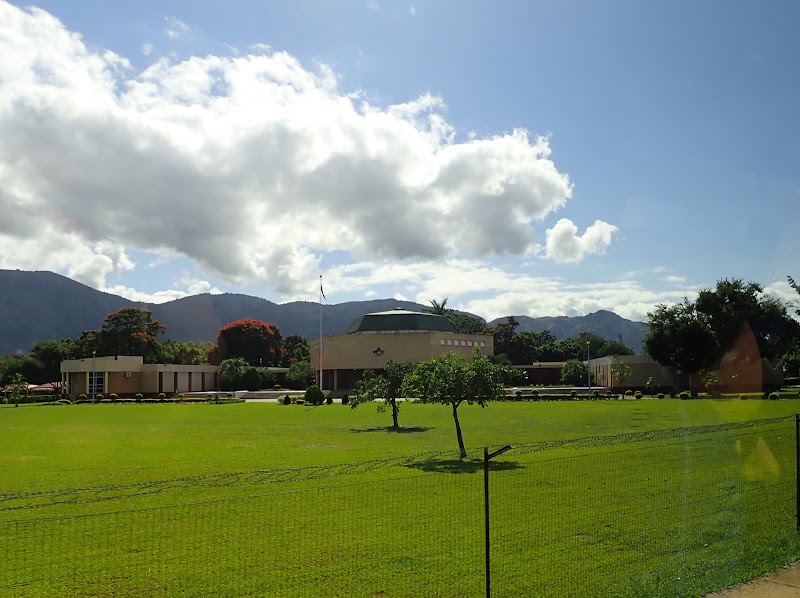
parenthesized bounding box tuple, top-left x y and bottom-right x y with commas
(410, 5, 416, 16)
(321, 259, 691, 322)
(142, 42, 154, 56)
(165, 16, 190, 39)
(0, 4, 615, 297)
(544, 219, 618, 263)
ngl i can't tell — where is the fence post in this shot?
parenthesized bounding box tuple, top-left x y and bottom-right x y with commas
(484, 445, 511, 598)
(794, 413, 800, 534)
(484, 448, 490, 598)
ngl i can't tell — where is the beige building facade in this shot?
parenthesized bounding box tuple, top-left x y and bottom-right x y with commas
(61, 355, 219, 397)
(309, 309, 493, 392)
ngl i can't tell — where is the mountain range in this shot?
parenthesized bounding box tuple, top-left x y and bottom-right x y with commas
(0, 270, 647, 355)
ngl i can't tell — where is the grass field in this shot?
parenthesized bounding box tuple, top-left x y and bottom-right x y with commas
(2, 399, 800, 596)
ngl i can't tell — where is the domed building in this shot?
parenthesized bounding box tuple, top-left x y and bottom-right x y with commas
(309, 308, 493, 392)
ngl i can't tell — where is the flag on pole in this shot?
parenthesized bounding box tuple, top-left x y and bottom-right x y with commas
(320, 276, 327, 300)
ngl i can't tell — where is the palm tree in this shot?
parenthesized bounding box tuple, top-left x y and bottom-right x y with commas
(428, 298, 449, 315)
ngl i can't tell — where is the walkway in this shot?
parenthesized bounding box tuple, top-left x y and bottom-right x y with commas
(707, 562, 800, 597)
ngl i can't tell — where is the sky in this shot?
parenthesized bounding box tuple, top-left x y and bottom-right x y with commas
(1, 0, 798, 323)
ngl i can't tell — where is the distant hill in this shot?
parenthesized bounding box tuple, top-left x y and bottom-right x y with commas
(488, 311, 647, 353)
(0, 269, 646, 354)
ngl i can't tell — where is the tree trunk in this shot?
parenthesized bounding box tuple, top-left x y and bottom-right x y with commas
(451, 401, 466, 459)
(391, 398, 399, 429)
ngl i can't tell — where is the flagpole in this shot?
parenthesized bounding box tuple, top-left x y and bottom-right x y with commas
(319, 275, 323, 389)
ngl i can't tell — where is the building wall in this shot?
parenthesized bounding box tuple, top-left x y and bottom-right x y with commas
(309, 331, 493, 391)
(588, 355, 686, 390)
(61, 356, 219, 397)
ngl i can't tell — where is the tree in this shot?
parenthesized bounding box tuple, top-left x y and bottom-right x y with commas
(427, 298, 449, 315)
(611, 357, 632, 394)
(0, 354, 26, 388)
(218, 357, 248, 390)
(161, 340, 213, 365)
(92, 308, 166, 362)
(484, 317, 519, 358)
(215, 319, 283, 366)
(644, 300, 719, 383)
(645, 280, 800, 388)
(9, 372, 26, 407)
(350, 361, 414, 428)
(402, 352, 508, 459)
(446, 312, 486, 335)
(25, 339, 77, 383)
(560, 359, 591, 387)
(595, 340, 635, 358)
(281, 335, 310, 367)
(286, 359, 314, 390)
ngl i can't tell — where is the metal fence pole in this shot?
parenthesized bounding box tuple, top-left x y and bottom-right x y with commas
(794, 413, 800, 534)
(484, 448, 490, 598)
(484, 445, 511, 598)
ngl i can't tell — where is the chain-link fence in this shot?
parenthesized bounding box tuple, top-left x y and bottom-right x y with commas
(2, 417, 798, 597)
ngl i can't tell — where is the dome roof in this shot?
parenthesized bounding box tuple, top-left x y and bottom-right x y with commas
(346, 309, 455, 333)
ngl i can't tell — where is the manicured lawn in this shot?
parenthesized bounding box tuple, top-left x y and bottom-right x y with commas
(1, 399, 799, 596)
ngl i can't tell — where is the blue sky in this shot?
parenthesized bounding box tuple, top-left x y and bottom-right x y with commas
(1, 0, 798, 321)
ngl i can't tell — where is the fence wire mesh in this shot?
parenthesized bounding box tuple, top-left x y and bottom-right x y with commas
(1, 417, 798, 597)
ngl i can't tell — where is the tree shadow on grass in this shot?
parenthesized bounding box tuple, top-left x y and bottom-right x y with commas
(404, 458, 523, 474)
(349, 426, 433, 434)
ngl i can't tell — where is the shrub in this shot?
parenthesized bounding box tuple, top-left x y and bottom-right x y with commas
(226, 392, 233, 398)
(606, 389, 615, 397)
(79, 393, 87, 401)
(634, 391, 643, 399)
(657, 393, 665, 399)
(95, 394, 104, 401)
(157, 392, 166, 400)
(591, 390, 601, 399)
(178, 393, 185, 398)
(530, 389, 539, 397)
(678, 391, 690, 400)
(283, 395, 292, 405)
(326, 396, 333, 405)
(515, 390, 523, 400)
(341, 394, 349, 406)
(769, 392, 780, 400)
(109, 393, 119, 402)
(624, 390, 633, 396)
(294, 399, 306, 405)
(273, 384, 282, 391)
(135, 393, 143, 403)
(569, 390, 577, 398)
(305, 384, 325, 406)
(739, 393, 748, 400)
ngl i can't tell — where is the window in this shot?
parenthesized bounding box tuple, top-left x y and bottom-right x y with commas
(467, 340, 473, 346)
(447, 339, 453, 346)
(88, 371, 103, 395)
(440, 339, 446, 345)
(480, 341, 486, 347)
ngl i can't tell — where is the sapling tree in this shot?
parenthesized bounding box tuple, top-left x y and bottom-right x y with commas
(350, 362, 414, 429)
(401, 351, 508, 459)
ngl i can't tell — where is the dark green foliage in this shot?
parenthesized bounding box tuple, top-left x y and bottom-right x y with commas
(625, 390, 633, 396)
(679, 391, 690, 399)
(634, 391, 643, 399)
(286, 359, 314, 390)
(240, 367, 262, 391)
(341, 394, 349, 405)
(305, 384, 325, 406)
(161, 340, 213, 365)
(79, 308, 166, 363)
(259, 370, 278, 389)
(282, 395, 292, 405)
(560, 360, 591, 387)
(25, 338, 77, 383)
(570, 390, 577, 398)
(0, 354, 26, 387)
(325, 396, 333, 405)
(657, 393, 666, 399)
(401, 351, 509, 458)
(769, 392, 779, 400)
